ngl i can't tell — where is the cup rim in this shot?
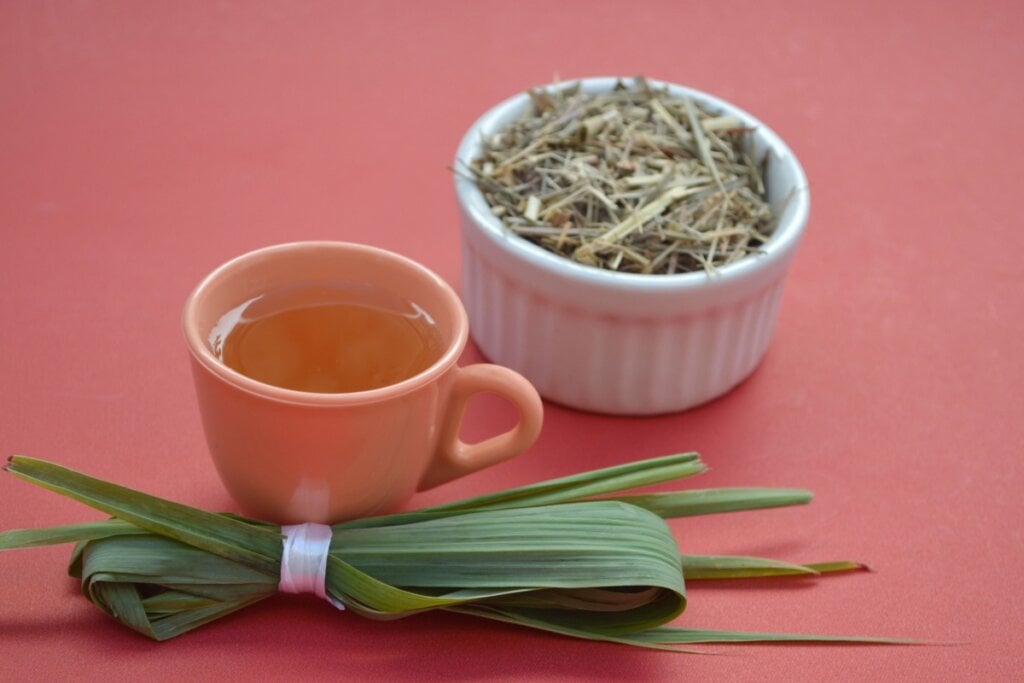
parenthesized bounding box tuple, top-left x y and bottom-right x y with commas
(453, 76, 811, 294)
(182, 241, 468, 407)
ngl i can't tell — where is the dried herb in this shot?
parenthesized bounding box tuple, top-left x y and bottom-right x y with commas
(468, 78, 774, 275)
(0, 453, 913, 650)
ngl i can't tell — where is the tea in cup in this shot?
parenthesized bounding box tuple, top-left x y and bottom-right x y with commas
(182, 242, 543, 523)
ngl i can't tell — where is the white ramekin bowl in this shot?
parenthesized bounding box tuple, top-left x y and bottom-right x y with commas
(454, 77, 810, 415)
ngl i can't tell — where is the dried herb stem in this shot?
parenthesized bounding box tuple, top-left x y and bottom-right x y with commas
(470, 78, 776, 275)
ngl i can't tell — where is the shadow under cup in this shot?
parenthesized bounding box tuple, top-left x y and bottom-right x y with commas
(183, 242, 497, 524)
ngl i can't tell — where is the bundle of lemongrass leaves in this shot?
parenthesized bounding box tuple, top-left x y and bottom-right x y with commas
(0, 452, 906, 650)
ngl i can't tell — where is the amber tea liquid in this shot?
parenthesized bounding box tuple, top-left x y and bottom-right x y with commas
(209, 281, 444, 393)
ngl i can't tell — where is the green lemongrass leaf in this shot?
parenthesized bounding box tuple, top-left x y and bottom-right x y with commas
(160, 582, 275, 603)
(425, 452, 705, 510)
(681, 557, 869, 580)
(635, 626, 920, 645)
(339, 452, 705, 529)
(805, 561, 871, 574)
(93, 581, 155, 639)
(0, 519, 144, 549)
(490, 586, 667, 612)
(149, 596, 269, 641)
(449, 604, 701, 653)
(141, 590, 220, 613)
(325, 554, 488, 617)
(4, 456, 282, 575)
(476, 597, 687, 638)
(610, 487, 812, 518)
(682, 554, 818, 579)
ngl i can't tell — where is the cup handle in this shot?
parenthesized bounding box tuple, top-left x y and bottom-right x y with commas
(418, 364, 543, 491)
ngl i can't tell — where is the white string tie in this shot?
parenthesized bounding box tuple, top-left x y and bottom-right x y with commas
(279, 523, 345, 610)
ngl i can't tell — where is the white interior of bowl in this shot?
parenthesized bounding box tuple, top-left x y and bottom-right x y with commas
(454, 77, 810, 295)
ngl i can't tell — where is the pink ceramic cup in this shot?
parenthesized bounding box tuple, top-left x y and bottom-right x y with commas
(182, 242, 543, 524)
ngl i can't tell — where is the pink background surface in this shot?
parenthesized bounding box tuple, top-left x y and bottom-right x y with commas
(2, 1, 1022, 680)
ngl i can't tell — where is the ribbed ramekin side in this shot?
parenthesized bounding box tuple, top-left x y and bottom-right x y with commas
(461, 238, 788, 415)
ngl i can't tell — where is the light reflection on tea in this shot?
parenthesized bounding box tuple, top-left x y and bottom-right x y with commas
(209, 281, 443, 393)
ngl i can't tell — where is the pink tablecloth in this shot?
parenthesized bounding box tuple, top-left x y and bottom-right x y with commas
(2, 1, 1022, 680)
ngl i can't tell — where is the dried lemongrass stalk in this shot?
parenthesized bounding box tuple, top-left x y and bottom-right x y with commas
(0, 454, 912, 649)
(468, 78, 775, 275)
